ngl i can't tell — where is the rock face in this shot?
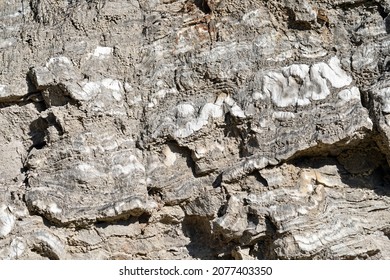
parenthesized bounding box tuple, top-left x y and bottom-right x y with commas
(1, 0, 390, 259)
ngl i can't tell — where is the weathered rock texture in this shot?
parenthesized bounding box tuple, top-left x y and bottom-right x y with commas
(1, 0, 390, 259)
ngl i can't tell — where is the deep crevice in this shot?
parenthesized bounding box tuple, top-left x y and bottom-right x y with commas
(377, 3, 389, 19)
(212, 173, 222, 188)
(0, 74, 48, 110)
(194, 0, 211, 14)
(385, 14, 390, 34)
(217, 202, 227, 218)
(336, 0, 377, 10)
(249, 217, 278, 260)
(182, 215, 215, 258)
(251, 170, 269, 187)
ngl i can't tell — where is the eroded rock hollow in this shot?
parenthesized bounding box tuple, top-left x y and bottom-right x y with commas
(1, 0, 390, 259)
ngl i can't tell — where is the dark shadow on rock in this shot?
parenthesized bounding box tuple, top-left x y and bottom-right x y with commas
(248, 217, 278, 260)
(95, 216, 140, 229)
(212, 173, 222, 188)
(385, 15, 390, 34)
(194, 0, 211, 14)
(28, 112, 65, 151)
(166, 141, 200, 178)
(290, 149, 390, 197)
(182, 215, 220, 259)
(28, 117, 48, 150)
(285, 7, 312, 31)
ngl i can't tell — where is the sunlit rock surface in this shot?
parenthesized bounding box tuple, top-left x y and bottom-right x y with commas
(1, 0, 390, 259)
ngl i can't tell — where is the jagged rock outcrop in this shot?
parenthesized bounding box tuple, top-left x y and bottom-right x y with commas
(1, 0, 390, 259)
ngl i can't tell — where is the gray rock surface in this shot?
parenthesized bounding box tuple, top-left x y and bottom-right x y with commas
(1, 0, 390, 259)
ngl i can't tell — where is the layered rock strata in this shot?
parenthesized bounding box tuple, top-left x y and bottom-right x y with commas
(1, 0, 390, 259)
